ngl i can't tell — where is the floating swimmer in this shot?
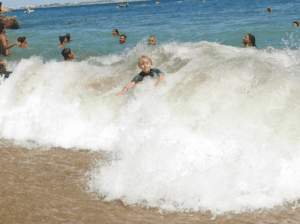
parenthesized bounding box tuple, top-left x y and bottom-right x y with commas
(115, 55, 164, 96)
(112, 29, 119, 38)
(293, 21, 299, 27)
(61, 48, 77, 61)
(119, 34, 127, 44)
(17, 37, 30, 48)
(57, 36, 68, 48)
(242, 33, 257, 48)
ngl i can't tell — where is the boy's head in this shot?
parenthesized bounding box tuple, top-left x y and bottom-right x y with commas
(61, 48, 74, 60)
(148, 36, 157, 45)
(138, 55, 153, 73)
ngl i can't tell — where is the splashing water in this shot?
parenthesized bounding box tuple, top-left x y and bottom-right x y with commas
(2, 41, 300, 214)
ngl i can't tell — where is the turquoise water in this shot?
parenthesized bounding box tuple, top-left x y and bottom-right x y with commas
(5, 0, 300, 62)
(2, 0, 300, 214)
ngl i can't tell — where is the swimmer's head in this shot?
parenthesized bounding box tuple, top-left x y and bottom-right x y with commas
(112, 29, 119, 37)
(148, 36, 157, 45)
(17, 37, 26, 44)
(120, 34, 127, 44)
(267, 8, 272, 13)
(61, 48, 74, 60)
(248, 33, 256, 47)
(138, 55, 153, 73)
(243, 34, 256, 47)
(59, 36, 67, 44)
(293, 21, 299, 27)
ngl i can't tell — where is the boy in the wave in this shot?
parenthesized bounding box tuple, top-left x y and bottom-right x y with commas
(115, 55, 164, 96)
(148, 36, 158, 45)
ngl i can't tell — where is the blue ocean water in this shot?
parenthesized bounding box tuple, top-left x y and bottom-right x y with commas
(2, 0, 300, 214)
(4, 0, 300, 62)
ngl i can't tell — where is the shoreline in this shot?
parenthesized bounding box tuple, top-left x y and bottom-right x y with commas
(1, 139, 300, 223)
(7, 0, 151, 11)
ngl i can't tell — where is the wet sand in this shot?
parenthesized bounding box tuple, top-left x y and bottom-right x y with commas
(1, 139, 300, 224)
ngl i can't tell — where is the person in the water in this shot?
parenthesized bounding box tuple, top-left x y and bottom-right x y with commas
(242, 34, 257, 48)
(17, 37, 30, 48)
(119, 34, 127, 44)
(57, 36, 68, 48)
(115, 55, 164, 96)
(61, 48, 76, 61)
(112, 29, 119, 38)
(0, 23, 20, 56)
(293, 21, 299, 27)
(0, 22, 20, 74)
(148, 36, 157, 45)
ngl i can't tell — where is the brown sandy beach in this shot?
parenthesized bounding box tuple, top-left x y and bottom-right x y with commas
(1, 139, 300, 224)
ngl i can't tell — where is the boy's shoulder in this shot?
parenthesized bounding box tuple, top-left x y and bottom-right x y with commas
(152, 68, 163, 74)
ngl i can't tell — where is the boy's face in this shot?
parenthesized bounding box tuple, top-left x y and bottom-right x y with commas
(148, 37, 157, 45)
(139, 58, 153, 73)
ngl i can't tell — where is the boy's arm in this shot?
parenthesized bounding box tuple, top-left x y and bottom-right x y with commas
(115, 81, 136, 96)
(154, 73, 164, 86)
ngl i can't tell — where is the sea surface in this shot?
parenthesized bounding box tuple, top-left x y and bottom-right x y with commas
(2, 0, 300, 223)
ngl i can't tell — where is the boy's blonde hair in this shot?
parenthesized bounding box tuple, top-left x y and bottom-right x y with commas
(138, 55, 153, 66)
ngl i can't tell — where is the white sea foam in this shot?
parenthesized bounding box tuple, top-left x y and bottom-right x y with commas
(1, 42, 300, 213)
